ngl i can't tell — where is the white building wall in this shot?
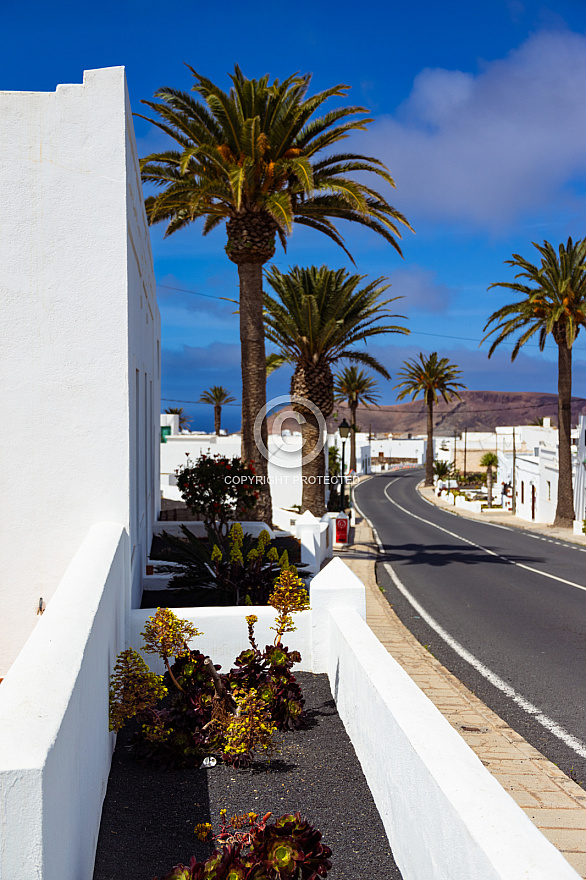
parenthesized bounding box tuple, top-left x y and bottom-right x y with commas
(573, 414, 586, 524)
(0, 67, 160, 674)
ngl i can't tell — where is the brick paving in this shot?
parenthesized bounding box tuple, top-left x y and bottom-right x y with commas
(335, 516, 586, 877)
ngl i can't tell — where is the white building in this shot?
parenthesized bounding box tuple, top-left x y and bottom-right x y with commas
(160, 417, 373, 514)
(370, 435, 425, 470)
(495, 418, 586, 525)
(0, 68, 160, 877)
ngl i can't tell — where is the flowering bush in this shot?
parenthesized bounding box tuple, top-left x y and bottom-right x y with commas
(159, 811, 332, 880)
(176, 455, 259, 537)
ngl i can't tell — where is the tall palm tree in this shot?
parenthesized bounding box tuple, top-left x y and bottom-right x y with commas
(139, 65, 412, 523)
(165, 406, 192, 431)
(264, 265, 408, 515)
(334, 366, 381, 472)
(198, 386, 236, 435)
(480, 451, 499, 509)
(483, 238, 586, 527)
(394, 353, 465, 488)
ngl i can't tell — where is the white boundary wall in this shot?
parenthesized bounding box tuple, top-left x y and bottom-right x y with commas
(1, 550, 578, 879)
(0, 67, 160, 674)
(0, 523, 127, 880)
(324, 606, 579, 880)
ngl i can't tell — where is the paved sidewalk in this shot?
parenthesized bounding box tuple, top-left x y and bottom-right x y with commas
(419, 484, 586, 547)
(336, 518, 586, 878)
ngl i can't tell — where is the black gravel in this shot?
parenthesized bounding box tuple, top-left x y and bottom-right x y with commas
(93, 673, 403, 880)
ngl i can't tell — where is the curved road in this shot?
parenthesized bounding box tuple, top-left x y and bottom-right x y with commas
(354, 469, 586, 787)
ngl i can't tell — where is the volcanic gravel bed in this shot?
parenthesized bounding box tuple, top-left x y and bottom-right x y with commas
(93, 672, 403, 880)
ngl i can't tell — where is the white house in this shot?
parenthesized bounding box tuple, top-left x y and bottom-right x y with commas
(370, 435, 425, 470)
(495, 419, 584, 525)
(0, 67, 160, 878)
(161, 417, 372, 513)
(574, 414, 586, 526)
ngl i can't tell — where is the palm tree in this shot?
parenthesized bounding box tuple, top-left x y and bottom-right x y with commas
(394, 353, 466, 488)
(334, 366, 381, 472)
(198, 386, 236, 435)
(264, 265, 408, 515)
(165, 406, 192, 431)
(480, 452, 499, 508)
(483, 238, 586, 527)
(139, 65, 412, 523)
(433, 459, 452, 480)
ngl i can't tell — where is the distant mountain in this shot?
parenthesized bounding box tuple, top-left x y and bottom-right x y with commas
(325, 390, 586, 436)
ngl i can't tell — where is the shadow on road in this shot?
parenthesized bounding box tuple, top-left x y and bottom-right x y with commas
(379, 542, 543, 569)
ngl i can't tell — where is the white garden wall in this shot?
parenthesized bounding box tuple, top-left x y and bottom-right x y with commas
(0, 549, 578, 880)
(0, 522, 128, 880)
(326, 604, 579, 880)
(0, 67, 160, 673)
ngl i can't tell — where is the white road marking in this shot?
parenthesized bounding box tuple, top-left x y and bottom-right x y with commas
(383, 480, 586, 594)
(352, 493, 382, 551)
(382, 560, 586, 759)
(417, 479, 586, 554)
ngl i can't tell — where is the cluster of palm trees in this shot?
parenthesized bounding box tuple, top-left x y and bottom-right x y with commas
(141, 65, 586, 530)
(139, 64, 412, 522)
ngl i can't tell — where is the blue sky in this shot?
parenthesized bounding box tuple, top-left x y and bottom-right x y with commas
(5, 0, 586, 432)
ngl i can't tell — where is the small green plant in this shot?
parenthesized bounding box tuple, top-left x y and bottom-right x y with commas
(109, 608, 219, 767)
(108, 649, 168, 732)
(582, 518, 586, 535)
(433, 459, 452, 479)
(159, 811, 332, 880)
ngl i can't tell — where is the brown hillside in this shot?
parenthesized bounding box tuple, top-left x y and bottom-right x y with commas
(324, 390, 586, 436)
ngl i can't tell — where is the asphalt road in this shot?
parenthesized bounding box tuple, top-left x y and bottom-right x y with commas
(354, 469, 586, 788)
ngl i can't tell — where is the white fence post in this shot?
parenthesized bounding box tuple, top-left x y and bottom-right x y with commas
(295, 510, 322, 574)
(309, 557, 366, 671)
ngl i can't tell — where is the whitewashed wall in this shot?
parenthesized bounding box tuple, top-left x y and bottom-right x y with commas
(327, 603, 579, 880)
(0, 67, 160, 673)
(574, 414, 586, 523)
(0, 523, 128, 880)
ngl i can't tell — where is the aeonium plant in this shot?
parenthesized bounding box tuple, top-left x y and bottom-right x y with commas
(229, 570, 310, 731)
(159, 811, 332, 880)
(108, 581, 311, 768)
(109, 608, 221, 767)
(157, 523, 297, 605)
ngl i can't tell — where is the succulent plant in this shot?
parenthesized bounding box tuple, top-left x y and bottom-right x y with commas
(158, 813, 331, 880)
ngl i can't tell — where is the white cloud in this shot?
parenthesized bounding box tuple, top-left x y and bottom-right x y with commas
(370, 29, 586, 229)
(388, 265, 452, 314)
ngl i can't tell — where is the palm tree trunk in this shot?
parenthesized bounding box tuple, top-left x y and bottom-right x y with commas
(425, 392, 434, 487)
(487, 467, 493, 508)
(237, 261, 272, 525)
(554, 337, 574, 527)
(349, 401, 358, 472)
(214, 405, 221, 435)
(301, 414, 326, 516)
